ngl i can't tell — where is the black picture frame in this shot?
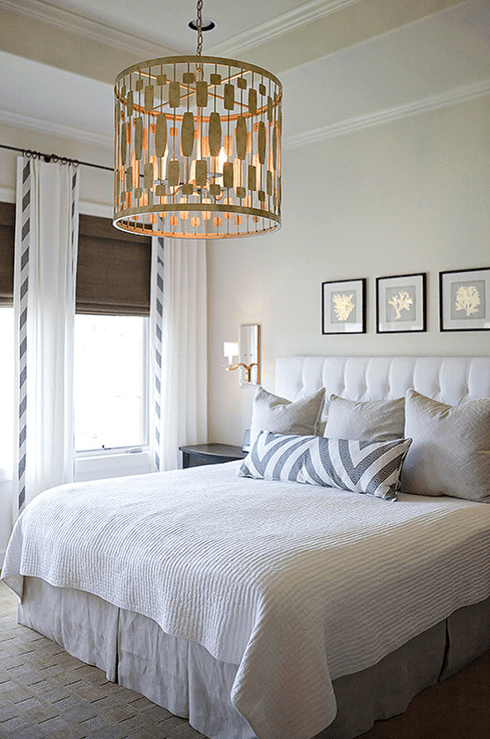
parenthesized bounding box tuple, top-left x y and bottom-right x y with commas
(440, 267, 490, 331)
(322, 278, 366, 334)
(376, 273, 426, 333)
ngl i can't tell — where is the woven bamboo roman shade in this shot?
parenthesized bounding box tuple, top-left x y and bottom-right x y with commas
(0, 202, 14, 304)
(0, 204, 150, 315)
(77, 214, 150, 316)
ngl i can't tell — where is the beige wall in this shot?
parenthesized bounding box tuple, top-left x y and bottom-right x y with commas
(207, 95, 490, 446)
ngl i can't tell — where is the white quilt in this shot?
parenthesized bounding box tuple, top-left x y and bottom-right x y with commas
(3, 461, 490, 739)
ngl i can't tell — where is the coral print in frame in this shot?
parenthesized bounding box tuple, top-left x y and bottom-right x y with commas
(322, 278, 366, 334)
(440, 267, 490, 331)
(376, 273, 426, 333)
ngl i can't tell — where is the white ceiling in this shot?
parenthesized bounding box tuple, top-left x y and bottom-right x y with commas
(0, 0, 489, 153)
(22, 0, 308, 56)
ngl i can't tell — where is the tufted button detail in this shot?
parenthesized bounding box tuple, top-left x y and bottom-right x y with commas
(275, 356, 490, 407)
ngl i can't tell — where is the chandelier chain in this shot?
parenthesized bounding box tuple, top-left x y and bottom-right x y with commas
(196, 0, 203, 56)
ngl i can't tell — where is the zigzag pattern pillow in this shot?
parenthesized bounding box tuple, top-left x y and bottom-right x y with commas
(238, 431, 412, 501)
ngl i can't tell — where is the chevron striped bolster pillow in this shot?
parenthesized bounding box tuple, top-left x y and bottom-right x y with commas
(237, 431, 412, 501)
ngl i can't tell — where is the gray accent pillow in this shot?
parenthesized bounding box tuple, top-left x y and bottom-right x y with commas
(402, 389, 490, 502)
(324, 395, 405, 441)
(250, 387, 325, 446)
(238, 431, 412, 501)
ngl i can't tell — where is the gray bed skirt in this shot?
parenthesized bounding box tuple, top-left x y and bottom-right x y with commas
(17, 577, 490, 739)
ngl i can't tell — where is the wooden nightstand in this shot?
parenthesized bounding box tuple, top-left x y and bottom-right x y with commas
(179, 443, 247, 468)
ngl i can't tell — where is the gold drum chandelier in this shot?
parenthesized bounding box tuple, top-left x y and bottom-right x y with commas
(113, 1, 282, 239)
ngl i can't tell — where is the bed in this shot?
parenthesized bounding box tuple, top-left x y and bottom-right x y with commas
(2, 355, 490, 739)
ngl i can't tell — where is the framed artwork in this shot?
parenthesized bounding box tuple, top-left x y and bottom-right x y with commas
(440, 267, 490, 331)
(376, 273, 426, 333)
(322, 278, 366, 334)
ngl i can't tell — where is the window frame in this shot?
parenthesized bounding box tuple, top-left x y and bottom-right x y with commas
(74, 313, 150, 456)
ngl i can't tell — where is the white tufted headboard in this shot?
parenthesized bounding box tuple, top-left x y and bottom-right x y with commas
(275, 357, 490, 417)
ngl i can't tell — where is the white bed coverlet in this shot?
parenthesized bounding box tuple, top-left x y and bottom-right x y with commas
(3, 461, 490, 739)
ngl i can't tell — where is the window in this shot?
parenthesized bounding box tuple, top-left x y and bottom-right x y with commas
(74, 314, 149, 453)
(0, 205, 152, 465)
(0, 310, 150, 463)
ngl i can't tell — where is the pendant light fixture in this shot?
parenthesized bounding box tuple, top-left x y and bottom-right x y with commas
(113, 1, 282, 239)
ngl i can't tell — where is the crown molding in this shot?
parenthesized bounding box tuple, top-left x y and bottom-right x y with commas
(208, 0, 362, 56)
(284, 78, 490, 150)
(0, 0, 172, 58)
(0, 108, 113, 150)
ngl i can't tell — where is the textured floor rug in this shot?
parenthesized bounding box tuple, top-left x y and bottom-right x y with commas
(1, 579, 489, 739)
(0, 581, 205, 738)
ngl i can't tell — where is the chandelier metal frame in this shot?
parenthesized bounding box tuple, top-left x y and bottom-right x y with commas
(113, 1, 282, 239)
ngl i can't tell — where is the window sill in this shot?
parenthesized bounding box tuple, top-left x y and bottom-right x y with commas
(75, 449, 153, 482)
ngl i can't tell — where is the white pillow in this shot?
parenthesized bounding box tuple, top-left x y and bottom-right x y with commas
(402, 389, 490, 502)
(238, 431, 412, 501)
(324, 395, 405, 441)
(250, 387, 325, 446)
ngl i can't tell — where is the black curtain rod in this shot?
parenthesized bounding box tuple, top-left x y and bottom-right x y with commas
(0, 144, 112, 173)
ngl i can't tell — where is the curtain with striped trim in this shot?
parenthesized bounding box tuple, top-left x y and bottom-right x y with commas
(13, 157, 79, 514)
(150, 237, 208, 471)
(150, 236, 164, 472)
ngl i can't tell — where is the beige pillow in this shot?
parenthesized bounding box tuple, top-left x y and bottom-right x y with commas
(324, 395, 405, 441)
(402, 389, 490, 502)
(250, 387, 325, 446)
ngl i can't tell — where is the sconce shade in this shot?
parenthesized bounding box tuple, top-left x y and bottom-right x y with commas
(114, 56, 282, 239)
(223, 341, 239, 361)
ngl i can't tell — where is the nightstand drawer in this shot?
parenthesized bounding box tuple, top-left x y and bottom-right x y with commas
(179, 444, 246, 469)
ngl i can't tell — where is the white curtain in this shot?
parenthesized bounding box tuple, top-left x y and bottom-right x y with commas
(13, 157, 79, 514)
(150, 237, 207, 471)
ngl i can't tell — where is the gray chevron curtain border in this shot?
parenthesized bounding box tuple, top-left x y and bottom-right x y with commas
(13, 157, 79, 513)
(149, 237, 207, 472)
(151, 236, 165, 472)
(16, 159, 31, 511)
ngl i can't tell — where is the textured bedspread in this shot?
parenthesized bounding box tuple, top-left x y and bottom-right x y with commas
(3, 462, 490, 739)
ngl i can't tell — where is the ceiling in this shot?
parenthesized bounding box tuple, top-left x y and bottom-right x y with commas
(9, 0, 311, 57)
(0, 0, 489, 155)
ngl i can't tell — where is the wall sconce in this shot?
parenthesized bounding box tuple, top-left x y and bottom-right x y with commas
(223, 324, 261, 386)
